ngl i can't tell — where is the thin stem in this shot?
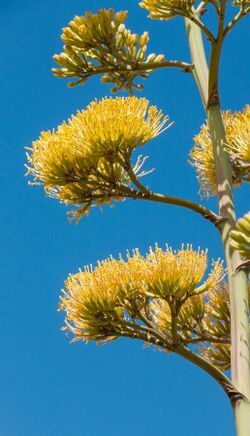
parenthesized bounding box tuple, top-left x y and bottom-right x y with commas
(75, 60, 193, 80)
(117, 158, 150, 195)
(196, 1, 208, 15)
(117, 185, 220, 225)
(223, 6, 250, 37)
(175, 345, 235, 392)
(187, 14, 216, 42)
(122, 324, 238, 399)
(209, 0, 220, 15)
(186, 336, 231, 345)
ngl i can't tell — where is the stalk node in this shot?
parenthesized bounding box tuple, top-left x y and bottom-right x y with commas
(234, 260, 250, 273)
(222, 382, 247, 407)
(207, 86, 220, 108)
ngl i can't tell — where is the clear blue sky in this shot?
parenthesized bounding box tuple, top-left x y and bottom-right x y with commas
(0, 1, 249, 435)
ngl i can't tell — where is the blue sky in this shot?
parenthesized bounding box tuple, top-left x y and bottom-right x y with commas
(0, 1, 249, 435)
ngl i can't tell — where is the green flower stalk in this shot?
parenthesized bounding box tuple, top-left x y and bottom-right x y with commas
(26, 2, 250, 435)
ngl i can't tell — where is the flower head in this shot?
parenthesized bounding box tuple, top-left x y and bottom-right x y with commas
(26, 97, 168, 220)
(139, 0, 195, 20)
(190, 106, 250, 197)
(72, 97, 168, 158)
(59, 252, 148, 343)
(52, 8, 165, 92)
(144, 245, 222, 300)
(225, 105, 250, 169)
(59, 244, 224, 344)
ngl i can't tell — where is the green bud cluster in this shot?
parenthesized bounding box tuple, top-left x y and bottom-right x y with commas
(52, 8, 165, 93)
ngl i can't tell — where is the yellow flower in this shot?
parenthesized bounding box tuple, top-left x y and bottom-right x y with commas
(60, 265, 124, 342)
(59, 244, 224, 343)
(72, 97, 168, 158)
(59, 253, 148, 342)
(225, 105, 250, 168)
(150, 298, 172, 335)
(230, 211, 250, 258)
(139, 0, 195, 20)
(200, 344, 231, 371)
(144, 245, 223, 300)
(190, 106, 250, 197)
(26, 97, 168, 220)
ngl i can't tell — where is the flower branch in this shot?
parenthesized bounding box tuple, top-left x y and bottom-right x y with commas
(223, 5, 250, 37)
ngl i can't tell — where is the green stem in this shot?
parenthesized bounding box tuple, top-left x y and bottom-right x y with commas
(115, 185, 220, 224)
(122, 321, 237, 397)
(175, 345, 233, 392)
(223, 7, 250, 37)
(234, 401, 250, 436)
(186, 14, 216, 42)
(66, 59, 193, 80)
(185, 6, 250, 432)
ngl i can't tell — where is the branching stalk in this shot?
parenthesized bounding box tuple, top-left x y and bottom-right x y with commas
(116, 184, 220, 224)
(223, 6, 250, 37)
(76, 59, 193, 80)
(185, 5, 250, 433)
(120, 320, 238, 401)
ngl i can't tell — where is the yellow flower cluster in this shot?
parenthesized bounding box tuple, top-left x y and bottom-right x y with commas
(52, 8, 165, 92)
(145, 245, 222, 300)
(59, 244, 224, 344)
(225, 105, 250, 167)
(26, 97, 168, 220)
(190, 106, 250, 197)
(151, 282, 232, 370)
(230, 211, 250, 258)
(139, 0, 195, 20)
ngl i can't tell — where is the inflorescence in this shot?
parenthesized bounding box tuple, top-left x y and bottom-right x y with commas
(189, 106, 250, 197)
(52, 8, 166, 92)
(139, 0, 195, 20)
(59, 244, 235, 371)
(26, 96, 169, 221)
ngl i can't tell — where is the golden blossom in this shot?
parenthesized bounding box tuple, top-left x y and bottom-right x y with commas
(26, 97, 169, 220)
(144, 245, 223, 300)
(190, 106, 250, 197)
(59, 244, 224, 343)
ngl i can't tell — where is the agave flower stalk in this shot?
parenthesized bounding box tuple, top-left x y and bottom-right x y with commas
(185, 7, 250, 434)
(26, 4, 250, 435)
